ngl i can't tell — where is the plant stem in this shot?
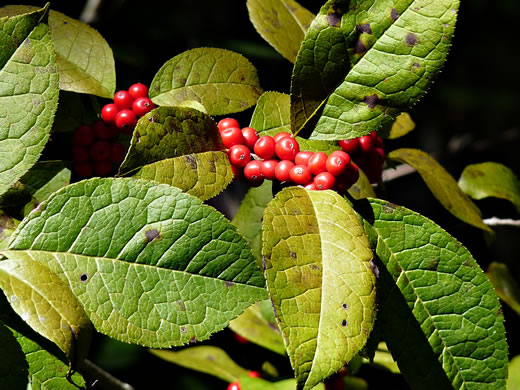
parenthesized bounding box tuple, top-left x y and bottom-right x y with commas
(78, 359, 135, 390)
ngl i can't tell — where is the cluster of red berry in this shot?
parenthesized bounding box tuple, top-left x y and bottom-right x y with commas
(100, 83, 154, 134)
(219, 118, 364, 192)
(338, 132, 385, 184)
(227, 371, 261, 390)
(72, 120, 126, 178)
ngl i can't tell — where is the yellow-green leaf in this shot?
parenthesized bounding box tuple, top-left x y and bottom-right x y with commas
(385, 113, 416, 139)
(486, 262, 520, 316)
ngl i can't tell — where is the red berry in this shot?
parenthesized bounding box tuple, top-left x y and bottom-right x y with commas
(111, 142, 126, 163)
(132, 97, 154, 117)
(241, 127, 259, 150)
(248, 371, 261, 378)
(274, 160, 294, 182)
(374, 134, 385, 149)
(307, 152, 328, 175)
(227, 382, 241, 390)
(338, 138, 359, 155)
(314, 171, 336, 190)
(304, 182, 317, 190)
(93, 120, 118, 140)
(89, 141, 111, 161)
(330, 150, 351, 166)
(254, 135, 276, 160)
(233, 332, 249, 344)
(326, 155, 348, 176)
(336, 163, 360, 193)
(74, 161, 93, 178)
(231, 165, 242, 180)
(128, 83, 148, 99)
(72, 145, 89, 161)
(113, 90, 134, 109)
(220, 127, 245, 149)
(294, 151, 314, 166)
(73, 125, 95, 146)
(115, 109, 137, 131)
(243, 160, 264, 186)
(93, 159, 113, 176)
(273, 132, 292, 142)
(218, 118, 240, 131)
(358, 135, 373, 153)
(290, 164, 312, 185)
(275, 137, 299, 161)
(261, 159, 278, 180)
(373, 147, 386, 165)
(228, 144, 251, 168)
(101, 103, 120, 124)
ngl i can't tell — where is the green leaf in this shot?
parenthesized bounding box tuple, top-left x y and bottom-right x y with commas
(118, 105, 224, 175)
(507, 356, 520, 390)
(291, 0, 459, 140)
(150, 345, 250, 383)
(150, 47, 263, 116)
(458, 162, 520, 213)
(388, 148, 491, 231)
(0, 212, 19, 250)
(262, 188, 376, 390)
(229, 299, 286, 355)
(131, 151, 233, 202)
(380, 112, 416, 139)
(0, 257, 92, 366)
(486, 262, 520, 316)
(232, 180, 273, 265)
(347, 168, 376, 200)
(240, 376, 325, 390)
(0, 320, 28, 389)
(370, 342, 400, 374)
(247, 0, 315, 63)
(0, 8, 59, 198)
(357, 198, 508, 389)
(3, 178, 267, 348)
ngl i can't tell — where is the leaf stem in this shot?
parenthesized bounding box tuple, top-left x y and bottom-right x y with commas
(78, 359, 135, 390)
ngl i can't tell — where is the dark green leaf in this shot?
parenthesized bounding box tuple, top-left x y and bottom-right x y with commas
(3, 178, 267, 348)
(388, 148, 490, 231)
(486, 262, 520, 316)
(291, 0, 459, 140)
(150, 48, 263, 116)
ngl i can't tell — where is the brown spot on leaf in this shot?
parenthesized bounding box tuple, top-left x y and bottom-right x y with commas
(370, 260, 380, 278)
(185, 154, 198, 170)
(290, 252, 297, 259)
(412, 62, 421, 71)
(327, 12, 341, 27)
(208, 159, 216, 173)
(145, 229, 160, 242)
(425, 258, 439, 271)
(310, 264, 320, 271)
(363, 94, 379, 109)
(262, 256, 267, 271)
(80, 273, 89, 282)
(207, 355, 215, 361)
(177, 300, 186, 311)
(189, 336, 198, 344)
(342, 303, 349, 310)
(181, 326, 187, 333)
(356, 23, 372, 34)
(225, 281, 234, 288)
(391, 8, 399, 21)
(341, 319, 348, 327)
(354, 39, 366, 54)
(406, 33, 419, 46)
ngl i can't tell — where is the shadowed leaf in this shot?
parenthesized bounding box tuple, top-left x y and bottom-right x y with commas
(486, 262, 520, 315)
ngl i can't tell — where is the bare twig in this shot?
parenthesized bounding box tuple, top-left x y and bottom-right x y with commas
(381, 164, 417, 182)
(78, 359, 135, 390)
(483, 217, 520, 227)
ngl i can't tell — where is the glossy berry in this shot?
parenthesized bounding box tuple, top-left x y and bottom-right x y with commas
(326, 155, 348, 176)
(358, 135, 373, 153)
(89, 141, 111, 161)
(73, 125, 95, 146)
(111, 142, 126, 163)
(93, 120, 118, 140)
(273, 132, 292, 142)
(132, 97, 154, 117)
(338, 138, 359, 155)
(220, 127, 245, 149)
(101, 103, 120, 123)
(113, 90, 134, 109)
(228, 144, 251, 168)
(314, 171, 336, 190)
(72, 145, 89, 161)
(260, 159, 278, 180)
(254, 135, 276, 160)
(241, 127, 259, 150)
(248, 371, 261, 378)
(74, 161, 93, 178)
(330, 150, 351, 166)
(128, 83, 149, 99)
(373, 134, 385, 149)
(243, 160, 264, 186)
(336, 163, 360, 193)
(290, 164, 312, 185)
(218, 118, 240, 132)
(307, 152, 328, 175)
(115, 109, 137, 132)
(275, 137, 299, 161)
(93, 159, 113, 176)
(294, 151, 314, 166)
(274, 160, 294, 182)
(227, 382, 241, 390)
(233, 332, 249, 344)
(304, 182, 317, 190)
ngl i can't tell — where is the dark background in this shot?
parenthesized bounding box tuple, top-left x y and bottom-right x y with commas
(9, 0, 520, 388)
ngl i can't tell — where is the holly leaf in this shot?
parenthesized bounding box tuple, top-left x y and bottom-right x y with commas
(388, 148, 491, 231)
(0, 257, 92, 367)
(247, 0, 315, 63)
(118, 106, 224, 175)
(357, 198, 508, 389)
(150, 47, 263, 116)
(2, 178, 267, 348)
(0, 5, 59, 198)
(486, 262, 520, 316)
(131, 151, 233, 202)
(458, 162, 520, 213)
(291, 0, 459, 140)
(262, 187, 376, 390)
(150, 345, 250, 383)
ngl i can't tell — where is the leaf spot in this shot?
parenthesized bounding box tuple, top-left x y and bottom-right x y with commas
(354, 39, 367, 54)
(341, 319, 348, 327)
(412, 62, 421, 71)
(356, 23, 372, 34)
(189, 336, 198, 344)
(180, 326, 187, 333)
(145, 229, 160, 242)
(363, 94, 379, 109)
(290, 252, 297, 259)
(225, 281, 234, 288)
(405, 33, 419, 46)
(185, 155, 198, 170)
(370, 260, 380, 278)
(80, 273, 89, 282)
(391, 8, 399, 21)
(342, 303, 349, 310)
(177, 300, 186, 311)
(327, 12, 342, 27)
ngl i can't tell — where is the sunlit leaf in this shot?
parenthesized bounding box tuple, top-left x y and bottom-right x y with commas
(384, 112, 416, 139)
(0, 212, 19, 250)
(507, 355, 520, 390)
(486, 262, 520, 316)
(262, 188, 376, 389)
(388, 148, 490, 231)
(347, 168, 376, 200)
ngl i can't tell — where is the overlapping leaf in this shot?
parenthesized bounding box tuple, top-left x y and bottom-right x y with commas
(131, 151, 233, 201)
(2, 178, 267, 348)
(118, 106, 224, 175)
(486, 262, 520, 315)
(357, 198, 508, 389)
(0, 212, 19, 250)
(149, 47, 263, 115)
(382, 112, 416, 139)
(291, 0, 459, 140)
(0, 6, 59, 198)
(262, 187, 376, 390)
(247, 0, 315, 63)
(388, 148, 490, 231)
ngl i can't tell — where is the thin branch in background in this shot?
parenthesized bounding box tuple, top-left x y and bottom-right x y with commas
(79, 359, 135, 390)
(483, 217, 520, 227)
(381, 164, 417, 182)
(79, 0, 103, 23)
